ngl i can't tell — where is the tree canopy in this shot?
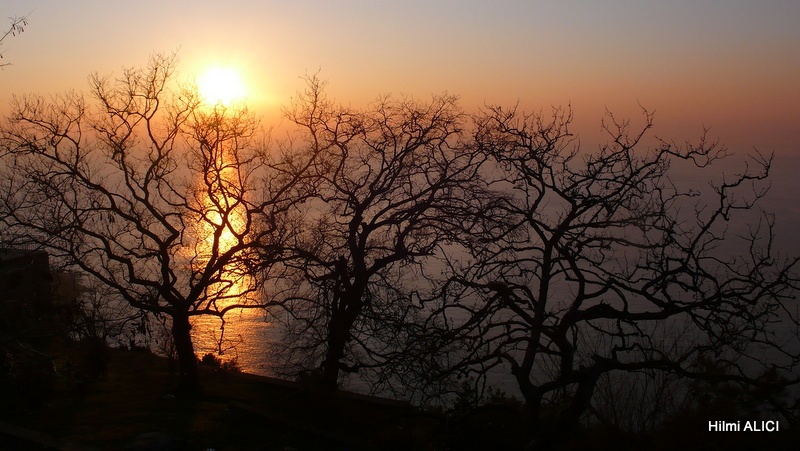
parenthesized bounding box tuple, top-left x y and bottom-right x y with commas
(1, 56, 798, 445)
(0, 54, 311, 389)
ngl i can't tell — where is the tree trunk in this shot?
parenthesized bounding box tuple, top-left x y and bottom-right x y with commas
(320, 312, 350, 391)
(171, 311, 198, 393)
(528, 371, 602, 450)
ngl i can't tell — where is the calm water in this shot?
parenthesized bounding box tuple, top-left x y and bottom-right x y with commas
(190, 153, 800, 395)
(191, 306, 277, 374)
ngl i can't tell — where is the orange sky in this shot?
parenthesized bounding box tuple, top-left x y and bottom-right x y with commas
(2, 1, 799, 154)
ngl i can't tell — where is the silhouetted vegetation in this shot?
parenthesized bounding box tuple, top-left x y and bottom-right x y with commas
(416, 104, 800, 446)
(2, 54, 799, 449)
(0, 53, 313, 391)
(270, 76, 490, 394)
(0, 14, 28, 69)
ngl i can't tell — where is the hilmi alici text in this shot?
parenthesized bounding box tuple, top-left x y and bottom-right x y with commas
(708, 421, 780, 432)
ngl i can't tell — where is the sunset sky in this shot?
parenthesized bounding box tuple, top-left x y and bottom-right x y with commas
(3, 0, 800, 395)
(2, 1, 799, 154)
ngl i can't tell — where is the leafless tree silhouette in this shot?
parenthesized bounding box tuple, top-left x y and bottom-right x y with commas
(271, 76, 491, 392)
(423, 104, 800, 445)
(0, 54, 309, 390)
(0, 15, 28, 69)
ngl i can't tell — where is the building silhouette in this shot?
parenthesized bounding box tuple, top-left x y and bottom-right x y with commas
(0, 247, 79, 339)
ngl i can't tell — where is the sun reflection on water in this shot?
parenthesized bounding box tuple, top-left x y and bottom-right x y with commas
(186, 116, 271, 374)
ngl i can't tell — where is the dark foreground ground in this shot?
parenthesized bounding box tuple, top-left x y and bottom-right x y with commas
(2, 344, 534, 450)
(2, 344, 800, 450)
(1, 346, 423, 450)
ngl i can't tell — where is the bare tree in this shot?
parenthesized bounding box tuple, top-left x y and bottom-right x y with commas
(425, 105, 800, 445)
(272, 77, 490, 393)
(0, 15, 28, 69)
(0, 54, 305, 390)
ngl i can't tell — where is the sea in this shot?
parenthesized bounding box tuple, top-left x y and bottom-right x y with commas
(190, 152, 800, 401)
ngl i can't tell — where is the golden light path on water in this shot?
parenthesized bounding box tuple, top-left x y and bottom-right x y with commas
(188, 184, 276, 375)
(186, 104, 275, 375)
(191, 303, 275, 375)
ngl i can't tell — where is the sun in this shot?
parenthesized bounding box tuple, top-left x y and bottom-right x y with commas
(197, 67, 246, 106)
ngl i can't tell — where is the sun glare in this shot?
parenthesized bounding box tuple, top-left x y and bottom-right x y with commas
(198, 67, 246, 106)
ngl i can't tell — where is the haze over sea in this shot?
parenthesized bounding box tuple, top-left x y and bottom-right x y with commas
(191, 151, 800, 395)
(3, 0, 798, 395)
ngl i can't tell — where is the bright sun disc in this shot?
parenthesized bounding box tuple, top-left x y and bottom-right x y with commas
(198, 67, 246, 106)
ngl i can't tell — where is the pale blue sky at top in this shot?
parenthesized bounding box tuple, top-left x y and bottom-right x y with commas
(1, 0, 799, 153)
